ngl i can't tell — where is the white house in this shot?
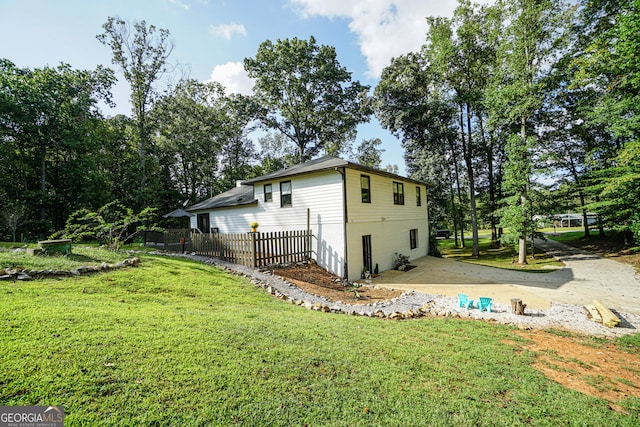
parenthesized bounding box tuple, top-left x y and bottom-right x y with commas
(187, 156, 430, 281)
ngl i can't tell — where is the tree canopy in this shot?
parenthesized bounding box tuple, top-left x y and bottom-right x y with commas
(2, 2, 640, 252)
(244, 36, 371, 163)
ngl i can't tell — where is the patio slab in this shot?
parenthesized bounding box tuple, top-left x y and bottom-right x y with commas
(371, 240, 640, 314)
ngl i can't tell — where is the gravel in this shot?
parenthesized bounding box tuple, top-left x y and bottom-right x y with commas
(156, 252, 640, 338)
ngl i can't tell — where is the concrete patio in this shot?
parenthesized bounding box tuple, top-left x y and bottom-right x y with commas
(371, 239, 640, 314)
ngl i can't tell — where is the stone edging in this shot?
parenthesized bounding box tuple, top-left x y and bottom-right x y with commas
(153, 252, 496, 320)
(151, 251, 640, 337)
(0, 257, 141, 281)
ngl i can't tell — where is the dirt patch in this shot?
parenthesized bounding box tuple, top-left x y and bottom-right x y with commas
(272, 263, 403, 305)
(509, 330, 640, 411)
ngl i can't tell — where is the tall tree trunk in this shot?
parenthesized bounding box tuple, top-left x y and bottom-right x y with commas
(448, 131, 465, 248)
(448, 175, 459, 247)
(463, 104, 479, 258)
(479, 114, 499, 247)
(568, 157, 590, 238)
(518, 116, 528, 265)
(138, 117, 146, 197)
(581, 202, 590, 237)
(530, 229, 536, 259)
(39, 139, 47, 240)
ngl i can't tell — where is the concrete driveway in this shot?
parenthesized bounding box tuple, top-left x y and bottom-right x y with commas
(373, 239, 640, 314)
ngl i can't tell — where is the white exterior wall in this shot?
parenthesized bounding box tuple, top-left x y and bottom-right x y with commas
(344, 169, 429, 281)
(190, 170, 347, 277)
(188, 166, 429, 282)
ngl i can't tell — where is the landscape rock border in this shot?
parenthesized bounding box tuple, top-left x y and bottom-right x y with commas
(157, 252, 640, 338)
(0, 257, 141, 281)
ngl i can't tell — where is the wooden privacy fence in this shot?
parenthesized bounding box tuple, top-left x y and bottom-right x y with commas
(191, 230, 312, 268)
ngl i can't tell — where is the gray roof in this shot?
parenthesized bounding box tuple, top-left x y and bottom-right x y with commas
(185, 156, 424, 212)
(187, 185, 257, 211)
(242, 155, 425, 185)
(163, 208, 194, 218)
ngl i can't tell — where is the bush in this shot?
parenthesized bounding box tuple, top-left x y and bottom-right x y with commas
(54, 201, 158, 250)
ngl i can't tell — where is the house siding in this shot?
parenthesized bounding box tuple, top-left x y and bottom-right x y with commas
(191, 170, 347, 278)
(253, 170, 346, 277)
(187, 160, 429, 282)
(344, 169, 429, 280)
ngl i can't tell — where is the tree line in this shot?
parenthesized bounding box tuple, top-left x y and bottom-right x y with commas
(376, 0, 640, 262)
(1, 0, 639, 260)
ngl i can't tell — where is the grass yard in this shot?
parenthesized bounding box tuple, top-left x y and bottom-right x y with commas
(438, 237, 564, 272)
(1, 251, 639, 425)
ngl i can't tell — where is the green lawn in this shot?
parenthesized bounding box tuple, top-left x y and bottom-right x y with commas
(438, 237, 564, 272)
(1, 251, 638, 425)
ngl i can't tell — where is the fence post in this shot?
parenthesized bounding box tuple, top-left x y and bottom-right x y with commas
(251, 232, 257, 268)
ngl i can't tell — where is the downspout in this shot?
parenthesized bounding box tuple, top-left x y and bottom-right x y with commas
(335, 167, 348, 280)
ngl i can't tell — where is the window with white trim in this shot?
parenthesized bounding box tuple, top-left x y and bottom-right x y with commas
(393, 181, 404, 205)
(361, 175, 371, 203)
(280, 181, 292, 207)
(264, 184, 273, 202)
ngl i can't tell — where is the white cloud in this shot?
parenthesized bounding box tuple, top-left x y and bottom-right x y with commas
(290, 0, 487, 79)
(206, 61, 255, 95)
(208, 23, 247, 40)
(168, 0, 190, 10)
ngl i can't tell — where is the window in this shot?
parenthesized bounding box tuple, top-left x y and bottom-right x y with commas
(361, 175, 371, 203)
(416, 186, 422, 206)
(280, 181, 292, 207)
(264, 184, 273, 202)
(410, 229, 418, 250)
(393, 182, 404, 205)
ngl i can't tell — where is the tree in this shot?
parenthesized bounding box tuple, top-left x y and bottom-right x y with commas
(0, 60, 115, 238)
(1, 200, 27, 242)
(352, 138, 384, 169)
(153, 80, 225, 204)
(500, 134, 534, 260)
(571, 0, 640, 244)
(97, 17, 173, 203)
(244, 36, 371, 163)
(255, 132, 298, 174)
(490, 0, 572, 263)
(216, 93, 260, 191)
(57, 201, 157, 250)
(423, 1, 502, 257)
(374, 52, 466, 247)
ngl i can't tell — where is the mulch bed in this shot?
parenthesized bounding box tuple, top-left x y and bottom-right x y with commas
(271, 263, 402, 305)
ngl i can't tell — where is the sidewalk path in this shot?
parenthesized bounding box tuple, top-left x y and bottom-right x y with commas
(372, 239, 640, 314)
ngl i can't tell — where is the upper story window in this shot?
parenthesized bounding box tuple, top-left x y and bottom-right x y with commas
(393, 181, 404, 205)
(361, 175, 371, 203)
(264, 183, 273, 202)
(416, 186, 422, 206)
(280, 181, 292, 207)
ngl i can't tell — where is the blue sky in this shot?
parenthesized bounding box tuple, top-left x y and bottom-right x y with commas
(0, 0, 484, 174)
